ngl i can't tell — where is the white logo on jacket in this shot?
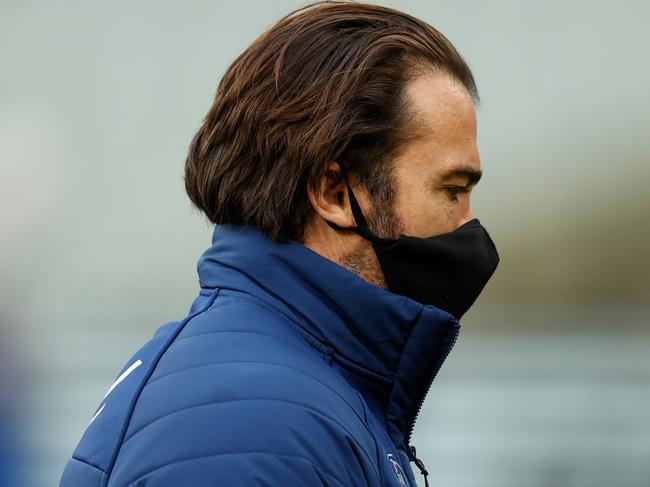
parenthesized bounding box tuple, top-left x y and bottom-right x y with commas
(88, 359, 143, 425)
(387, 453, 408, 487)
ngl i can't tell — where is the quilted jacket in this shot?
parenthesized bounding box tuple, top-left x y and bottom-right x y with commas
(59, 223, 461, 486)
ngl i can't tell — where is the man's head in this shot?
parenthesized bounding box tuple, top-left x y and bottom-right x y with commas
(312, 71, 482, 289)
(185, 1, 481, 290)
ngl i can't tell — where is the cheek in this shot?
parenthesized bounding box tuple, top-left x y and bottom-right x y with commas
(397, 190, 455, 237)
(436, 195, 461, 228)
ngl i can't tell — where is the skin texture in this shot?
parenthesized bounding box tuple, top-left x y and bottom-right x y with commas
(303, 71, 482, 290)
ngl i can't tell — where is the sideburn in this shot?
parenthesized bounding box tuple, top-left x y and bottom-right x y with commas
(340, 174, 404, 289)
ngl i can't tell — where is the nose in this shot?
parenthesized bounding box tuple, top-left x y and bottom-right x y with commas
(459, 208, 474, 227)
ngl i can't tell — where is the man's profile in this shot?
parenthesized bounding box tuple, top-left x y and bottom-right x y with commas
(60, 2, 499, 486)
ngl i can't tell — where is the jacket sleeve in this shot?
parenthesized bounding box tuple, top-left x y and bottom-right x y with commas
(107, 396, 380, 487)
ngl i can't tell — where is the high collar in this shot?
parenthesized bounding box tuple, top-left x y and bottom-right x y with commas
(196, 223, 461, 449)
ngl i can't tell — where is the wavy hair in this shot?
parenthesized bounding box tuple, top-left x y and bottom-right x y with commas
(184, 0, 478, 242)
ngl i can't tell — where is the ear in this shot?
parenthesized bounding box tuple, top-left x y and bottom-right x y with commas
(307, 161, 359, 229)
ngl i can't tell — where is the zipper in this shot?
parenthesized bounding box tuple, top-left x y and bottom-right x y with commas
(405, 322, 460, 445)
(407, 445, 430, 487)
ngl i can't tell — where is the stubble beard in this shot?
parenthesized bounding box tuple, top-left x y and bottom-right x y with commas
(340, 195, 403, 291)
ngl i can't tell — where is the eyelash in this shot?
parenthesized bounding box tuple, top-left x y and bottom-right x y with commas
(444, 187, 469, 201)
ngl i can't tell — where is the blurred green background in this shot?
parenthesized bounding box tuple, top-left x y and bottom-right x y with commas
(1, 1, 648, 486)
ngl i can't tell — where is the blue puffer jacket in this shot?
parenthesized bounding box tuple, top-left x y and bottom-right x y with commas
(59, 223, 461, 487)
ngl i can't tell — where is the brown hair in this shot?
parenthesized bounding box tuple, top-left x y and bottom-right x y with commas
(184, 0, 478, 243)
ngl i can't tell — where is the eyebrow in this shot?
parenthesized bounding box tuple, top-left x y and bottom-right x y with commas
(439, 165, 483, 186)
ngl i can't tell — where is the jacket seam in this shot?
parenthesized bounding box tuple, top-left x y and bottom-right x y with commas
(171, 318, 312, 353)
(120, 396, 377, 469)
(134, 361, 373, 442)
(106, 288, 221, 477)
(119, 451, 357, 487)
(217, 288, 325, 347)
(70, 454, 109, 476)
(142, 358, 368, 427)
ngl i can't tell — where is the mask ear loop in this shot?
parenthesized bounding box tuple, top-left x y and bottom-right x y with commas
(338, 163, 369, 228)
(324, 163, 398, 244)
(324, 163, 373, 237)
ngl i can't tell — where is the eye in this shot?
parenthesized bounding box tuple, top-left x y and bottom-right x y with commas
(443, 186, 469, 201)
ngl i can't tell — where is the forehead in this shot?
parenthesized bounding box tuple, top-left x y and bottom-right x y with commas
(400, 71, 480, 177)
(406, 70, 477, 133)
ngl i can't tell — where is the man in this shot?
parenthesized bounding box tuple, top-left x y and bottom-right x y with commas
(60, 1, 499, 486)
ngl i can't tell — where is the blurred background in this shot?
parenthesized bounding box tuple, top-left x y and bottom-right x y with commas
(1, 1, 648, 486)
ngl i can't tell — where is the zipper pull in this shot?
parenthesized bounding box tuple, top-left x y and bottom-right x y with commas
(407, 445, 430, 487)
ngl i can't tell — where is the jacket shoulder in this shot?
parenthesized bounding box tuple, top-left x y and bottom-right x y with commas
(107, 289, 381, 486)
(58, 313, 191, 487)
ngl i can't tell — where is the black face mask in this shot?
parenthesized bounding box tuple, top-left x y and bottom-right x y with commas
(325, 165, 500, 320)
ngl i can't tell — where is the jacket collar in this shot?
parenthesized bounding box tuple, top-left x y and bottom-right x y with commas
(197, 223, 460, 449)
